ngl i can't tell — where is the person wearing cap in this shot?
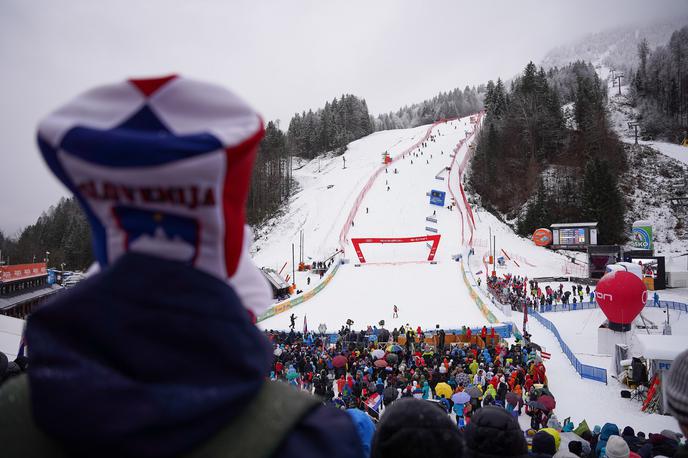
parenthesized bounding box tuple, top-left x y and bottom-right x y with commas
(0, 76, 364, 458)
(665, 348, 688, 458)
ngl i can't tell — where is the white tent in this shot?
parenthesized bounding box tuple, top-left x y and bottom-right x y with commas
(632, 334, 687, 373)
(0, 314, 24, 360)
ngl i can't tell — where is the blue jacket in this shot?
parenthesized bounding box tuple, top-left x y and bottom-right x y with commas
(26, 253, 363, 458)
(595, 423, 620, 456)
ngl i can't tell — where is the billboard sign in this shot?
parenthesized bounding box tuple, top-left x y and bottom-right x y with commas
(429, 190, 446, 206)
(631, 222, 653, 251)
(0, 263, 48, 283)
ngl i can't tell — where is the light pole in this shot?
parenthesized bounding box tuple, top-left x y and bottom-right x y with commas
(45, 251, 50, 267)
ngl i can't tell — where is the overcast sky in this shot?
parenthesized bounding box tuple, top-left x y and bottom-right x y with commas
(1, 0, 686, 235)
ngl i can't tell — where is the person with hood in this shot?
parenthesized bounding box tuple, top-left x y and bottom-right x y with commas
(464, 406, 528, 458)
(421, 381, 431, 400)
(595, 423, 620, 457)
(371, 398, 464, 458)
(665, 348, 688, 457)
(0, 76, 363, 458)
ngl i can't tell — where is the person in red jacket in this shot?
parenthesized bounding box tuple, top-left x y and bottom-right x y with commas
(466, 327, 472, 339)
(481, 326, 487, 340)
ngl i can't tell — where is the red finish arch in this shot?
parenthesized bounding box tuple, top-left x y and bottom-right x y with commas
(350, 234, 441, 263)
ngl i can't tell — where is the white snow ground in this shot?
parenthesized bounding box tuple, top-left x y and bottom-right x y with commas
(254, 112, 688, 433)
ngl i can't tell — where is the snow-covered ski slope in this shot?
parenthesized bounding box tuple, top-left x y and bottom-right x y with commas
(254, 113, 687, 432)
(258, 116, 491, 330)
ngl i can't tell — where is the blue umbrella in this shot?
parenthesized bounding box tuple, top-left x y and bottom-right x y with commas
(452, 391, 471, 404)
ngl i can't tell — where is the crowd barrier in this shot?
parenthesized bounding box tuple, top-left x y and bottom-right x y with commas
(538, 299, 688, 314)
(528, 308, 608, 384)
(460, 252, 500, 325)
(312, 324, 514, 347)
(446, 112, 483, 247)
(257, 261, 341, 322)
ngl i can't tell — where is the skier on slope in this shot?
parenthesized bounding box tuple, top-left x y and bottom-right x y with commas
(290, 313, 297, 330)
(393, 305, 399, 318)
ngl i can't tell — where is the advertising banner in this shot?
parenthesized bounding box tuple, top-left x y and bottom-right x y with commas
(0, 263, 47, 283)
(631, 222, 653, 250)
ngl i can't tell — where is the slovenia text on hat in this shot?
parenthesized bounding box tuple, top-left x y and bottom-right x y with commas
(37, 75, 271, 317)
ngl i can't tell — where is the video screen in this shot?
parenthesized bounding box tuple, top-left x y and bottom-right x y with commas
(559, 227, 586, 245)
(633, 258, 657, 279)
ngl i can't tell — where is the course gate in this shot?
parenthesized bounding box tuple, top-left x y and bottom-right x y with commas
(351, 234, 441, 263)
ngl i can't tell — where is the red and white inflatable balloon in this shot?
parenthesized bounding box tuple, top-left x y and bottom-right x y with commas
(595, 271, 647, 331)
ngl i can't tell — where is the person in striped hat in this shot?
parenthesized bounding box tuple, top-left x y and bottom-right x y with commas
(666, 348, 688, 458)
(0, 76, 364, 458)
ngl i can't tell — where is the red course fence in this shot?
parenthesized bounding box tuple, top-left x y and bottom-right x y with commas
(339, 118, 458, 256)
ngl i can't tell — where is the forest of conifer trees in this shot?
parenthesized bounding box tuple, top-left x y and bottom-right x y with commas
(469, 61, 626, 245)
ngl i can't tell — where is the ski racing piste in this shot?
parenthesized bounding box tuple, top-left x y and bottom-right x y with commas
(257, 117, 466, 323)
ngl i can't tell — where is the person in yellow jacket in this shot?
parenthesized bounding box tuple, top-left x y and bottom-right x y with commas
(469, 360, 479, 375)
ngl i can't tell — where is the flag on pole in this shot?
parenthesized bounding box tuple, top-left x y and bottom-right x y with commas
(540, 351, 551, 360)
(303, 314, 308, 334)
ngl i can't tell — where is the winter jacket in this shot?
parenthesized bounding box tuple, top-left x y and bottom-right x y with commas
(595, 423, 620, 457)
(0, 254, 364, 458)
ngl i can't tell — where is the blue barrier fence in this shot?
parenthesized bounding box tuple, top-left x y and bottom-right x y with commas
(318, 324, 514, 346)
(528, 309, 608, 384)
(538, 300, 688, 314)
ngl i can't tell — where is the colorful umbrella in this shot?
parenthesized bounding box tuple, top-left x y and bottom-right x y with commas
(386, 344, 403, 353)
(435, 382, 453, 400)
(371, 349, 385, 359)
(374, 359, 388, 368)
(539, 395, 556, 411)
(332, 355, 347, 368)
(451, 391, 471, 404)
(528, 400, 546, 410)
(385, 353, 399, 364)
(506, 392, 521, 406)
(466, 386, 482, 398)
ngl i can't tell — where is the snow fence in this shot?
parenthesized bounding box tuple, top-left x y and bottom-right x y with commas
(528, 309, 608, 384)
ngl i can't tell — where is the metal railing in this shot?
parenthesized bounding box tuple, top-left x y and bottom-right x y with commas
(528, 308, 608, 384)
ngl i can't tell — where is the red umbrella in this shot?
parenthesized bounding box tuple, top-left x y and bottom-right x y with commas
(374, 359, 388, 368)
(333, 355, 347, 368)
(539, 394, 556, 411)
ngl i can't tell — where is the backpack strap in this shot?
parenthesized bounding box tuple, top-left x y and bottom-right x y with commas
(0, 374, 67, 457)
(184, 380, 321, 458)
(0, 374, 322, 458)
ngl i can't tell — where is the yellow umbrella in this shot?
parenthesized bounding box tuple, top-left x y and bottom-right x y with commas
(435, 382, 453, 400)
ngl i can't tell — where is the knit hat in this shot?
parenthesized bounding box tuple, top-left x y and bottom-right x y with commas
(541, 427, 561, 450)
(622, 426, 634, 437)
(665, 348, 688, 425)
(37, 75, 270, 319)
(532, 431, 556, 455)
(371, 398, 464, 458)
(660, 429, 679, 442)
(568, 440, 583, 456)
(463, 406, 528, 458)
(604, 435, 630, 458)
